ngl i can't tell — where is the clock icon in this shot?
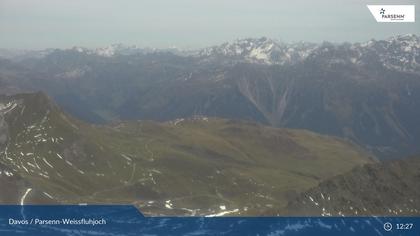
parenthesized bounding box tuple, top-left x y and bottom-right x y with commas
(384, 222, 392, 232)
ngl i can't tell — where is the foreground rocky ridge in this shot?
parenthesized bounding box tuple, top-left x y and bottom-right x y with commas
(282, 157, 420, 216)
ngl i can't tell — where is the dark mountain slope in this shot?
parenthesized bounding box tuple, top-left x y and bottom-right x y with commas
(230, 59, 420, 158)
(283, 157, 420, 216)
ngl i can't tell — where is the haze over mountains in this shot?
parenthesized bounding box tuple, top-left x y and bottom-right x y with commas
(1, 35, 419, 159)
(0, 35, 420, 216)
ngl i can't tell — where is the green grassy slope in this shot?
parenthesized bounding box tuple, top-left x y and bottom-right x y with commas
(0, 93, 374, 216)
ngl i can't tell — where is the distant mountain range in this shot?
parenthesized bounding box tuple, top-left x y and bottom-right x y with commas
(2, 34, 419, 72)
(1, 35, 420, 216)
(0, 35, 419, 160)
(199, 34, 420, 72)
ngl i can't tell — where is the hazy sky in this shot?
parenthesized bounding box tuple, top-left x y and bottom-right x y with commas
(0, 0, 419, 49)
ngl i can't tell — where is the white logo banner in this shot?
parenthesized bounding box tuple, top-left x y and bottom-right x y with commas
(367, 5, 415, 22)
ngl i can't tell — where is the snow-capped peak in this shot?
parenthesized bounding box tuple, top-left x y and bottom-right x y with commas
(94, 44, 142, 57)
(67, 44, 146, 57)
(356, 34, 420, 73)
(197, 35, 420, 73)
(198, 37, 317, 65)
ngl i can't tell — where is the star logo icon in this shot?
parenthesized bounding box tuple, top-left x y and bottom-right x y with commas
(380, 8, 385, 15)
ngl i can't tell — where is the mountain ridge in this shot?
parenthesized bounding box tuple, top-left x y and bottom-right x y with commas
(0, 92, 374, 216)
(281, 156, 420, 216)
(1, 34, 419, 159)
(2, 34, 419, 74)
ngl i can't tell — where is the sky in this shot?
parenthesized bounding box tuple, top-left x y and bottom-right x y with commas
(0, 0, 419, 49)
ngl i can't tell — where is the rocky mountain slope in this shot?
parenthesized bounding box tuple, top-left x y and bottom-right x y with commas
(0, 92, 373, 216)
(283, 157, 420, 216)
